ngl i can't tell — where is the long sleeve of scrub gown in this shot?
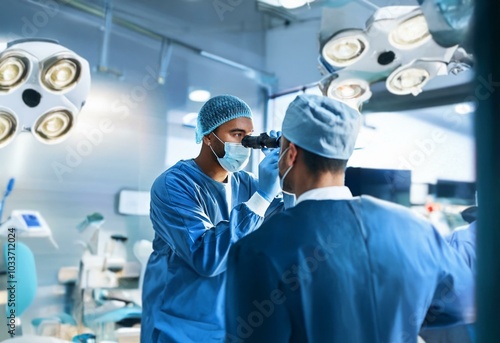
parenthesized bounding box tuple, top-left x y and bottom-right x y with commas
(225, 194, 475, 343)
(141, 159, 281, 343)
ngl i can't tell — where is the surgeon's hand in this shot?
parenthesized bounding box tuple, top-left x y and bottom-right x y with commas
(258, 148, 281, 202)
(261, 130, 281, 157)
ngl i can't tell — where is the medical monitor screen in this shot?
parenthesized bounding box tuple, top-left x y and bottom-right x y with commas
(434, 179, 476, 205)
(22, 214, 41, 228)
(345, 167, 412, 206)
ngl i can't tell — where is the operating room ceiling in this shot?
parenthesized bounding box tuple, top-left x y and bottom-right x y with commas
(7, 0, 474, 115)
(0, 0, 476, 191)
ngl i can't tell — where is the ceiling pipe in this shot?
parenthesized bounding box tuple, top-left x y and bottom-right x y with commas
(158, 38, 173, 85)
(49, 0, 277, 91)
(97, 0, 123, 78)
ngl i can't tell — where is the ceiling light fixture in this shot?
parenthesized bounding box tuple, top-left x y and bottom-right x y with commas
(320, 74, 372, 110)
(321, 32, 369, 68)
(386, 67, 430, 96)
(0, 55, 28, 91)
(0, 110, 17, 148)
(317, 5, 463, 105)
(42, 57, 81, 92)
(0, 39, 91, 148)
(188, 89, 211, 102)
(388, 14, 431, 50)
(33, 109, 73, 144)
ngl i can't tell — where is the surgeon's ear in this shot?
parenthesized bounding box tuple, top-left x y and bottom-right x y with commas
(288, 143, 298, 164)
(202, 134, 211, 146)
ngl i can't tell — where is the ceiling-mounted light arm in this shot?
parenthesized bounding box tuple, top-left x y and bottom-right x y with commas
(157, 38, 173, 85)
(98, 0, 112, 72)
(97, 0, 122, 78)
(447, 47, 474, 75)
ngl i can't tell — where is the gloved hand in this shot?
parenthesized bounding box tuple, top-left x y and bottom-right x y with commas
(258, 148, 281, 202)
(261, 130, 281, 157)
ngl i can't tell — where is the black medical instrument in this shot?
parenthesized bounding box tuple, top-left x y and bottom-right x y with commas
(241, 133, 280, 149)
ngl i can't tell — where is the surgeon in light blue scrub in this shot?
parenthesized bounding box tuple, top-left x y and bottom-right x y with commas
(420, 205, 478, 343)
(141, 95, 284, 342)
(225, 94, 475, 343)
(447, 205, 477, 275)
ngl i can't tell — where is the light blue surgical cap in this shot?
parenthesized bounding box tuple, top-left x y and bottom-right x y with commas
(195, 95, 253, 143)
(282, 94, 362, 159)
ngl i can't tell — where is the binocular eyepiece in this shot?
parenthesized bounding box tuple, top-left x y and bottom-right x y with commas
(241, 133, 280, 149)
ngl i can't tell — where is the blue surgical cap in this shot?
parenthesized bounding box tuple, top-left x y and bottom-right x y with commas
(195, 95, 253, 143)
(282, 94, 362, 159)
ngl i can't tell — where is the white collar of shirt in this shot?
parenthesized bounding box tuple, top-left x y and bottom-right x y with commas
(223, 174, 232, 212)
(295, 186, 353, 205)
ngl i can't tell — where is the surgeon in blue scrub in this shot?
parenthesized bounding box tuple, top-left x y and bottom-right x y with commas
(225, 94, 475, 343)
(141, 95, 283, 342)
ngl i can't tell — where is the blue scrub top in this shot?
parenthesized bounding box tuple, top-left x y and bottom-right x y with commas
(141, 159, 282, 343)
(226, 196, 475, 343)
(447, 221, 477, 275)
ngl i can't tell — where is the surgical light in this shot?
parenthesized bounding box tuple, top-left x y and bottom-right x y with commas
(328, 79, 370, 100)
(322, 76, 372, 110)
(0, 56, 27, 90)
(386, 67, 430, 95)
(43, 58, 80, 91)
(317, 6, 463, 107)
(322, 34, 369, 67)
(33, 109, 72, 144)
(0, 39, 91, 148)
(335, 84, 363, 99)
(0, 111, 17, 148)
(389, 15, 431, 49)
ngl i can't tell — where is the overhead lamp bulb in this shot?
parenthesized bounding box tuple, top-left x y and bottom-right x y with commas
(335, 84, 363, 99)
(0, 56, 27, 90)
(43, 58, 80, 91)
(322, 34, 368, 67)
(279, 0, 314, 9)
(189, 89, 211, 102)
(33, 110, 73, 144)
(0, 111, 17, 148)
(389, 14, 431, 49)
(387, 67, 430, 95)
(328, 79, 369, 100)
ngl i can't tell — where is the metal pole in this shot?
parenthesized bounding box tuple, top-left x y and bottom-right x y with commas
(98, 0, 112, 72)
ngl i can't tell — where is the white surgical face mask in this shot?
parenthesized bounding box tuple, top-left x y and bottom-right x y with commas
(210, 132, 251, 173)
(278, 146, 294, 195)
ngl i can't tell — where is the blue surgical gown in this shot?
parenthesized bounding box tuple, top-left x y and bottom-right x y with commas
(226, 196, 475, 343)
(141, 159, 281, 343)
(417, 221, 478, 343)
(447, 221, 476, 275)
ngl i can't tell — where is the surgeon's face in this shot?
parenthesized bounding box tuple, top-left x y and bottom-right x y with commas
(211, 117, 253, 156)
